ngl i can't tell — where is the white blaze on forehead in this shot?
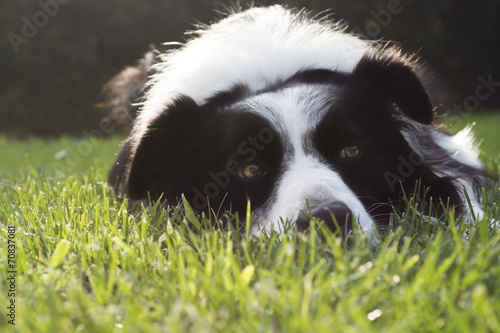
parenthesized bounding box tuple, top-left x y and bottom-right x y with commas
(242, 86, 377, 239)
(242, 85, 335, 148)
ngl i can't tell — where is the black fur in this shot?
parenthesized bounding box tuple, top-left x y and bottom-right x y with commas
(103, 7, 485, 235)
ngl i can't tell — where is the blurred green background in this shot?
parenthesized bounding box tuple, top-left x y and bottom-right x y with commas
(1, 0, 499, 137)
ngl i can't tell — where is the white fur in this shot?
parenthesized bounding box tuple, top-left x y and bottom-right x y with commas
(434, 126, 482, 169)
(435, 127, 484, 221)
(134, 5, 369, 146)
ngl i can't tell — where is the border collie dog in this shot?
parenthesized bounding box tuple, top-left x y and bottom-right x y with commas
(106, 5, 485, 241)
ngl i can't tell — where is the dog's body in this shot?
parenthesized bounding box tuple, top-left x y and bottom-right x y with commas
(106, 5, 484, 239)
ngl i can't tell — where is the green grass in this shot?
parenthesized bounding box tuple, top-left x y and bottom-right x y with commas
(1, 113, 499, 332)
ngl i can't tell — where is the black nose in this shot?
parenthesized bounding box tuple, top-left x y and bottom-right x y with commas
(296, 202, 353, 234)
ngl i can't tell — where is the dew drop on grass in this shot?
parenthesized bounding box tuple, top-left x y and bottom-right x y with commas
(367, 309, 382, 321)
(55, 149, 68, 160)
(359, 261, 373, 273)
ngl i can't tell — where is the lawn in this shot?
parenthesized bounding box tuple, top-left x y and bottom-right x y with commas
(1, 112, 499, 332)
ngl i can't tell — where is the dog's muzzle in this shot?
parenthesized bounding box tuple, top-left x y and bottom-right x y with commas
(295, 201, 353, 233)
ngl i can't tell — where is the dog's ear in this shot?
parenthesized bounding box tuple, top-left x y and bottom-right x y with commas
(350, 45, 434, 125)
(111, 96, 204, 201)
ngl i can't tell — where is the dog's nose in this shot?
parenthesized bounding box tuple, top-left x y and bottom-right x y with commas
(296, 202, 353, 233)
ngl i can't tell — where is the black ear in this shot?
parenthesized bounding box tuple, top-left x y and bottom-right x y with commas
(350, 46, 434, 124)
(122, 96, 205, 201)
(107, 96, 201, 200)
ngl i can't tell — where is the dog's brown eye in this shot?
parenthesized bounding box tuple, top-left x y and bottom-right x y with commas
(239, 163, 264, 178)
(340, 145, 361, 158)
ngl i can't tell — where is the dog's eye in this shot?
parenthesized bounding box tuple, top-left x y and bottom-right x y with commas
(339, 144, 361, 159)
(238, 163, 264, 179)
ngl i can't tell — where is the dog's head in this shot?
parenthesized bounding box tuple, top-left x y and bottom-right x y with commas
(106, 6, 484, 238)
